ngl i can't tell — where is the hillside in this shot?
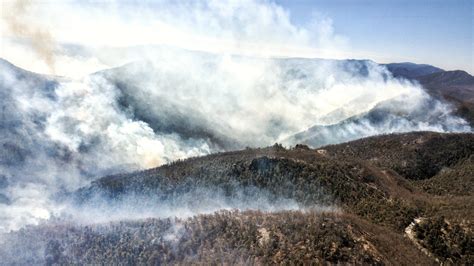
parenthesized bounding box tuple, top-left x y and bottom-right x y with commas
(385, 66, 474, 126)
(323, 131, 474, 180)
(284, 65, 474, 148)
(416, 70, 474, 126)
(383, 62, 474, 126)
(1, 132, 471, 264)
(284, 96, 471, 148)
(0, 211, 435, 265)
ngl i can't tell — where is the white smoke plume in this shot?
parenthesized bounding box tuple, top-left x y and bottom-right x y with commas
(0, 0, 471, 233)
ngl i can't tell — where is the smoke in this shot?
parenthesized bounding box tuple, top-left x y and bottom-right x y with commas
(44, 75, 211, 168)
(285, 86, 472, 147)
(65, 186, 317, 225)
(1, 0, 56, 73)
(0, 183, 336, 264)
(91, 53, 470, 148)
(0, 0, 471, 233)
(0, 60, 212, 232)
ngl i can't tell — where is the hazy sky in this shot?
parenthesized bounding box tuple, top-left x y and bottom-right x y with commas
(277, 0, 473, 72)
(1, 0, 472, 75)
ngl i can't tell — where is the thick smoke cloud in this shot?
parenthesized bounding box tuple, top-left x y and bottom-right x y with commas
(0, 0, 471, 233)
(66, 186, 315, 225)
(98, 53, 469, 148)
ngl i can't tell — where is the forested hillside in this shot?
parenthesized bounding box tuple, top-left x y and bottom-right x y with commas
(2, 132, 472, 264)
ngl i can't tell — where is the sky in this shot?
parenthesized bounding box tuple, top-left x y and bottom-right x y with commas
(0, 0, 472, 76)
(277, 0, 473, 72)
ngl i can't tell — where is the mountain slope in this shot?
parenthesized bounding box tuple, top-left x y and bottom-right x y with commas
(284, 95, 471, 148)
(323, 131, 474, 180)
(0, 211, 435, 265)
(384, 64, 474, 126)
(382, 61, 474, 126)
(284, 64, 474, 148)
(1, 132, 472, 264)
(59, 132, 472, 264)
(416, 70, 474, 126)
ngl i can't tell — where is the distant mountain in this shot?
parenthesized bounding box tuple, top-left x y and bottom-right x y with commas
(1, 57, 471, 161)
(382, 62, 474, 118)
(417, 70, 474, 87)
(416, 70, 474, 102)
(414, 70, 474, 126)
(383, 62, 444, 78)
(284, 92, 471, 148)
(100, 57, 472, 151)
(277, 59, 472, 147)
